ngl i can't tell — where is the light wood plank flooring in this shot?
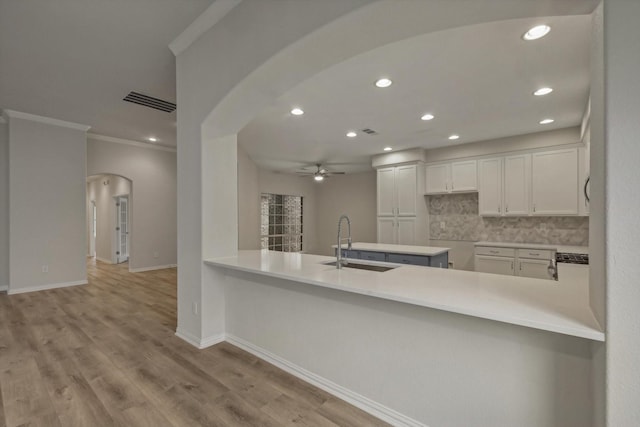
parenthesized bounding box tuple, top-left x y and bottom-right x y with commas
(0, 259, 390, 427)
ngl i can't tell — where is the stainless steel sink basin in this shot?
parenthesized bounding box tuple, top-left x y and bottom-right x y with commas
(323, 261, 397, 272)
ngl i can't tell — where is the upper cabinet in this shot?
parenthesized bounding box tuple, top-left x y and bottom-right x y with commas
(503, 154, 531, 216)
(478, 158, 503, 216)
(425, 160, 477, 194)
(531, 148, 578, 215)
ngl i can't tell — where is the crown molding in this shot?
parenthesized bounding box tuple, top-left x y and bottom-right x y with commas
(169, 0, 242, 56)
(88, 133, 177, 153)
(2, 109, 91, 131)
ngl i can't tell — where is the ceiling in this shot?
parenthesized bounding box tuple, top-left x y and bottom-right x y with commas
(0, 0, 213, 148)
(239, 14, 592, 174)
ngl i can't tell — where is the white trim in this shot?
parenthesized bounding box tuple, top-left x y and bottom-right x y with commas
(88, 133, 176, 152)
(2, 109, 90, 131)
(7, 280, 87, 295)
(0, 284, 8, 292)
(225, 334, 427, 427)
(95, 256, 113, 264)
(175, 328, 225, 349)
(129, 264, 177, 273)
(169, 0, 242, 56)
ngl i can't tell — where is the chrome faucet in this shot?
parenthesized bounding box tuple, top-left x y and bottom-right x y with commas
(336, 214, 352, 269)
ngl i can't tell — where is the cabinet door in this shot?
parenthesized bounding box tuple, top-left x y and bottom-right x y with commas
(377, 217, 396, 244)
(377, 167, 396, 216)
(396, 217, 417, 245)
(425, 164, 450, 194)
(503, 154, 530, 216)
(517, 258, 554, 280)
(475, 255, 515, 276)
(478, 158, 503, 216)
(531, 149, 578, 215)
(451, 160, 477, 192)
(578, 140, 590, 216)
(395, 164, 417, 216)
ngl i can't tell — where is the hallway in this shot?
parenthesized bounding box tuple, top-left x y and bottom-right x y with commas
(0, 260, 388, 426)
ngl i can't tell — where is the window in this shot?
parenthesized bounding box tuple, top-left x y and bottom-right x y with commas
(261, 193, 303, 252)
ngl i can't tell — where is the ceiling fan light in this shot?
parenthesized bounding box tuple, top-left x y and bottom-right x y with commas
(314, 175, 324, 181)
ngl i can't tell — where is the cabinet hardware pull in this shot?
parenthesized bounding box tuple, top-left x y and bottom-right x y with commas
(506, 205, 509, 213)
(519, 262, 522, 271)
(533, 204, 536, 212)
(511, 261, 514, 270)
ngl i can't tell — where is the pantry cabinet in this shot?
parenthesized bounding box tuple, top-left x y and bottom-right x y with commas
(377, 216, 417, 245)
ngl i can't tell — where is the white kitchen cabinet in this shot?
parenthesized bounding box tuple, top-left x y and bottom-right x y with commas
(377, 164, 417, 216)
(531, 148, 578, 215)
(425, 161, 477, 194)
(475, 255, 515, 276)
(516, 258, 553, 280)
(425, 164, 449, 194)
(578, 127, 590, 216)
(478, 158, 503, 216)
(377, 217, 417, 245)
(503, 154, 530, 216)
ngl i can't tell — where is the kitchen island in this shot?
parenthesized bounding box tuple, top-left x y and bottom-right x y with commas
(203, 250, 601, 427)
(332, 242, 450, 268)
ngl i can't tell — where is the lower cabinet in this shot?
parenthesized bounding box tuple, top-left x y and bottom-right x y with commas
(474, 245, 556, 280)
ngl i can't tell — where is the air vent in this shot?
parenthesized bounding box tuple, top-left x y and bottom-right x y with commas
(361, 128, 378, 135)
(123, 91, 176, 113)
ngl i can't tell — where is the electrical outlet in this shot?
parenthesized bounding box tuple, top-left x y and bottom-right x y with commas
(440, 221, 446, 230)
(192, 302, 198, 315)
(42, 265, 48, 273)
(153, 252, 159, 259)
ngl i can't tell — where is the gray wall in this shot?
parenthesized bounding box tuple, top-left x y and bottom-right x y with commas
(0, 122, 8, 289)
(87, 137, 176, 271)
(8, 116, 87, 292)
(315, 171, 377, 256)
(604, 0, 640, 424)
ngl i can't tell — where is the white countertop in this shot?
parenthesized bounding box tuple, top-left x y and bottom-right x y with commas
(205, 250, 604, 341)
(474, 241, 589, 254)
(331, 242, 450, 256)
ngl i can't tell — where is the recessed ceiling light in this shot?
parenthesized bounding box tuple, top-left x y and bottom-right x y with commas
(375, 78, 393, 88)
(148, 137, 157, 142)
(291, 108, 304, 115)
(314, 175, 324, 181)
(533, 87, 553, 96)
(448, 135, 460, 140)
(523, 25, 551, 41)
(539, 118, 555, 124)
(383, 147, 393, 151)
(346, 131, 357, 138)
(421, 113, 435, 121)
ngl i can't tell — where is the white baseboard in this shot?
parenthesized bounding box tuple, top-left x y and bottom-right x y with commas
(7, 280, 88, 295)
(130, 264, 177, 273)
(95, 256, 112, 264)
(225, 334, 426, 427)
(175, 328, 225, 349)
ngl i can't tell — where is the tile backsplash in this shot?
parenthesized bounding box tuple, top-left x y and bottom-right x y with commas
(428, 193, 589, 246)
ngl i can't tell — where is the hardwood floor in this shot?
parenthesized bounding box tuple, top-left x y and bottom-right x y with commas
(0, 259, 390, 427)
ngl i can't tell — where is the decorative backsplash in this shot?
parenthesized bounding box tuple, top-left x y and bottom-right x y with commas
(428, 193, 589, 246)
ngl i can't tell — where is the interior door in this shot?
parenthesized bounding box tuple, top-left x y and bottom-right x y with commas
(116, 196, 129, 263)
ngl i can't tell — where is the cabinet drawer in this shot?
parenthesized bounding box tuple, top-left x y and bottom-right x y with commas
(387, 253, 430, 266)
(517, 249, 553, 260)
(359, 251, 386, 262)
(475, 246, 516, 257)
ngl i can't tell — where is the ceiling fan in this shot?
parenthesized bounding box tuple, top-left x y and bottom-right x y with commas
(295, 164, 346, 182)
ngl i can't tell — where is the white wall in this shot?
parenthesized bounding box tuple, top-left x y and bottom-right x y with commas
(0, 122, 8, 289)
(604, 1, 640, 425)
(316, 171, 377, 256)
(237, 145, 260, 250)
(223, 269, 592, 427)
(7, 113, 87, 293)
(86, 136, 176, 271)
(86, 175, 131, 263)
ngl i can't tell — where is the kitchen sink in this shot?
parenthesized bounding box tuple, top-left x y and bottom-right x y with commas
(323, 261, 397, 272)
